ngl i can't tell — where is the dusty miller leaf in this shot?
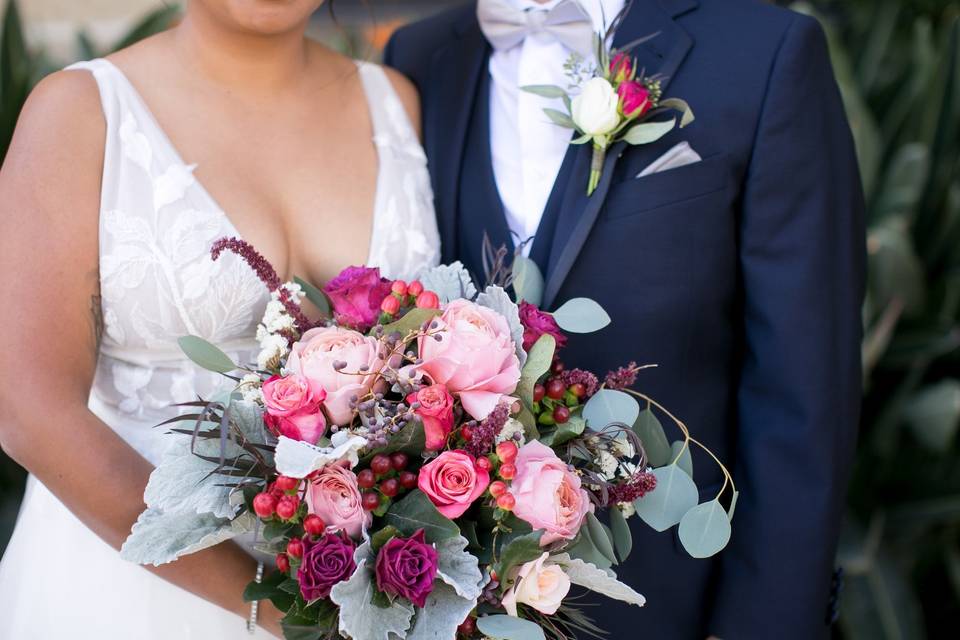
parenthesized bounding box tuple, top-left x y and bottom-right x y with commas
(553, 554, 646, 607)
(435, 536, 484, 600)
(406, 581, 479, 640)
(330, 544, 415, 640)
(477, 285, 527, 368)
(120, 509, 255, 567)
(419, 262, 478, 304)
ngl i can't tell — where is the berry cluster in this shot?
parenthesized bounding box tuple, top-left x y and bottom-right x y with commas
(378, 279, 440, 323)
(252, 475, 303, 522)
(533, 360, 588, 427)
(357, 453, 417, 513)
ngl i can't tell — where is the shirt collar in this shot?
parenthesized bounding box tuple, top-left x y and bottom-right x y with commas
(510, 0, 628, 34)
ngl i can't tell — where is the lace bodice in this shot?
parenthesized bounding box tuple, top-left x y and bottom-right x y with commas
(68, 59, 440, 461)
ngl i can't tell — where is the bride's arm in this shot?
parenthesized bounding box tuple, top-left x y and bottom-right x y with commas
(0, 71, 282, 637)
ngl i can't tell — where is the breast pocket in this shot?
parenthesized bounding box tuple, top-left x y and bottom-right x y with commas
(603, 152, 733, 221)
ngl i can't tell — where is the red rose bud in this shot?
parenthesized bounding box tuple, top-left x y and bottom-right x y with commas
(276, 495, 300, 520)
(252, 492, 277, 518)
(303, 514, 326, 536)
(617, 81, 652, 119)
(287, 538, 304, 559)
(276, 553, 291, 574)
(497, 493, 516, 511)
(407, 280, 424, 297)
(489, 480, 508, 498)
(274, 475, 299, 492)
(609, 51, 634, 83)
(416, 291, 440, 309)
(391, 280, 408, 296)
(381, 295, 401, 316)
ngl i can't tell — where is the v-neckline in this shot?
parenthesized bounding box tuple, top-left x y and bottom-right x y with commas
(97, 57, 382, 277)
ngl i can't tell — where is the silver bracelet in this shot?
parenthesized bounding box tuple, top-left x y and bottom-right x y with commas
(247, 561, 265, 634)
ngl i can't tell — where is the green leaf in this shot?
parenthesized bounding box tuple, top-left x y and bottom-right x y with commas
(583, 390, 640, 429)
(370, 525, 400, 553)
(242, 569, 286, 602)
(543, 108, 576, 129)
(609, 506, 633, 562)
(512, 255, 545, 307)
(552, 415, 586, 445)
(622, 118, 677, 145)
(902, 379, 960, 452)
(633, 464, 698, 532)
(678, 500, 732, 558)
(382, 490, 460, 543)
(520, 84, 569, 99)
(670, 440, 694, 478)
(294, 275, 332, 316)
(633, 409, 671, 467)
(477, 615, 547, 640)
(586, 512, 617, 566)
(658, 97, 695, 127)
(567, 529, 613, 571)
(551, 297, 611, 333)
(381, 307, 441, 338)
(517, 334, 556, 410)
(177, 335, 238, 373)
(494, 530, 545, 588)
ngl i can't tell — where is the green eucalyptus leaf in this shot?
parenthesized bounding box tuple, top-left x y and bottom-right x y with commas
(552, 297, 611, 333)
(584, 390, 640, 430)
(586, 512, 617, 566)
(512, 255, 545, 306)
(294, 276, 331, 316)
(633, 409, 671, 467)
(517, 334, 556, 410)
(494, 530, 545, 588)
(477, 615, 547, 640)
(543, 108, 577, 129)
(177, 335, 237, 374)
(380, 308, 442, 339)
(622, 118, 676, 145)
(609, 506, 633, 562)
(567, 529, 613, 570)
(670, 440, 694, 478)
(520, 84, 569, 99)
(633, 464, 699, 532)
(678, 500, 732, 558)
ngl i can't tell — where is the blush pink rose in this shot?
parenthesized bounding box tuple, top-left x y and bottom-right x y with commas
(305, 463, 371, 539)
(417, 450, 490, 519)
(510, 441, 591, 545)
(322, 266, 393, 331)
(418, 300, 521, 420)
(406, 384, 455, 451)
(286, 326, 384, 426)
(262, 374, 327, 444)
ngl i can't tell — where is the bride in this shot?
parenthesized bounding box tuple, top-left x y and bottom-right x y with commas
(0, 0, 438, 637)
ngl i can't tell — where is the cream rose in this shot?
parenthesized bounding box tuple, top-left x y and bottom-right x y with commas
(571, 77, 621, 137)
(501, 553, 571, 617)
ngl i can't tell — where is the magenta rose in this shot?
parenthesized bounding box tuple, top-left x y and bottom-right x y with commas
(617, 81, 651, 118)
(374, 529, 438, 607)
(286, 326, 384, 426)
(262, 374, 327, 444)
(305, 463, 371, 539)
(406, 384, 455, 451)
(418, 299, 521, 420)
(518, 302, 568, 352)
(323, 266, 393, 331)
(510, 441, 591, 545)
(298, 531, 356, 602)
(418, 450, 490, 519)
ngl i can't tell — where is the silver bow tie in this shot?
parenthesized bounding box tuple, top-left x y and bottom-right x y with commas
(477, 0, 595, 58)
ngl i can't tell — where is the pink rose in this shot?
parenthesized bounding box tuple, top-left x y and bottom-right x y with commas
(262, 375, 327, 444)
(417, 450, 490, 519)
(323, 266, 393, 331)
(305, 463, 371, 539)
(617, 81, 651, 119)
(287, 326, 384, 426)
(406, 384, 455, 451)
(609, 51, 634, 84)
(518, 302, 567, 352)
(418, 300, 521, 420)
(510, 441, 591, 545)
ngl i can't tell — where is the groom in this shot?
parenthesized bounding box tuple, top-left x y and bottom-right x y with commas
(386, 0, 865, 638)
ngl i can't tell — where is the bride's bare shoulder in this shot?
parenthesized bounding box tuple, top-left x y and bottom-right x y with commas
(380, 65, 421, 137)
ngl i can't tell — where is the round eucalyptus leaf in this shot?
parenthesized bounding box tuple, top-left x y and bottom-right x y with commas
(583, 390, 640, 430)
(551, 298, 611, 333)
(477, 615, 546, 640)
(633, 464, 698, 532)
(633, 409, 671, 467)
(178, 335, 237, 374)
(609, 505, 633, 562)
(512, 255, 545, 307)
(670, 440, 694, 478)
(678, 499, 732, 558)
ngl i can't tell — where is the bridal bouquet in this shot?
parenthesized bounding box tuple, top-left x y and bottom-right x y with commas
(121, 240, 736, 640)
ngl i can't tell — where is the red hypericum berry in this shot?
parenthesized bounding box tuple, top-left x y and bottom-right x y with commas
(276, 553, 290, 574)
(399, 470, 418, 489)
(546, 378, 567, 400)
(357, 468, 376, 489)
(533, 383, 546, 403)
(371, 454, 392, 476)
(274, 475, 299, 492)
(489, 480, 508, 499)
(461, 425, 474, 441)
(381, 295, 401, 316)
(408, 280, 424, 297)
(553, 405, 571, 424)
(303, 514, 326, 537)
(380, 478, 400, 498)
(495, 441, 518, 464)
(497, 493, 516, 511)
(391, 280, 408, 296)
(458, 616, 477, 635)
(276, 495, 299, 520)
(252, 492, 277, 518)
(551, 360, 565, 375)
(570, 383, 587, 398)
(362, 491, 381, 511)
(475, 456, 493, 472)
(416, 291, 440, 309)
(390, 453, 409, 471)
(269, 482, 285, 498)
(286, 538, 304, 559)
(499, 463, 517, 480)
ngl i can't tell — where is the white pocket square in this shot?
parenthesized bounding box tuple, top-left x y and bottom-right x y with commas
(636, 141, 703, 178)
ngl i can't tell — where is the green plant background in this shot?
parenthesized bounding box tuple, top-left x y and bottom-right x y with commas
(0, 1, 958, 638)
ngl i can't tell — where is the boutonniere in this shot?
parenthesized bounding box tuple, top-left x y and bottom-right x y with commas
(523, 32, 694, 196)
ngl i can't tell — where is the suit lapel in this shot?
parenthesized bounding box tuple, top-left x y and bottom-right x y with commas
(542, 0, 698, 309)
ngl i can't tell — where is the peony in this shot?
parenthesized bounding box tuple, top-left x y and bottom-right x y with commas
(418, 299, 521, 420)
(407, 384, 455, 451)
(374, 529, 438, 607)
(501, 553, 571, 617)
(518, 302, 567, 352)
(305, 463, 371, 539)
(510, 441, 591, 545)
(417, 450, 490, 519)
(262, 374, 327, 444)
(286, 326, 384, 426)
(297, 531, 356, 602)
(572, 77, 621, 137)
(323, 266, 393, 331)
(617, 81, 652, 119)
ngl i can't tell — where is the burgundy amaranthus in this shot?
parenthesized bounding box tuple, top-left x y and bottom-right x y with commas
(604, 361, 641, 391)
(606, 470, 658, 505)
(561, 369, 599, 397)
(211, 237, 313, 333)
(465, 401, 510, 457)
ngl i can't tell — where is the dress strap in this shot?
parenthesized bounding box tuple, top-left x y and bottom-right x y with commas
(355, 61, 421, 153)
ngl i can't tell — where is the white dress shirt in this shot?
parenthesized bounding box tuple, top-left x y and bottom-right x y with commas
(489, 0, 625, 254)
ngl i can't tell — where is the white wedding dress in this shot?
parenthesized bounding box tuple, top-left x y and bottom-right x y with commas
(0, 58, 440, 639)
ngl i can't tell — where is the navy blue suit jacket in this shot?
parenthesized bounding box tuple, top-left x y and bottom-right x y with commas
(386, 1, 865, 638)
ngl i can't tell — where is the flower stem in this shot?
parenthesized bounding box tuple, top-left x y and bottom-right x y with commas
(587, 144, 605, 196)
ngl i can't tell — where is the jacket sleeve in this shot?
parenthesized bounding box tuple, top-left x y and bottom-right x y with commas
(707, 14, 866, 640)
